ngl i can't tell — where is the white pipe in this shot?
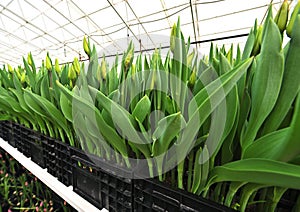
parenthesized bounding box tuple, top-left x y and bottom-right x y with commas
(0, 138, 108, 212)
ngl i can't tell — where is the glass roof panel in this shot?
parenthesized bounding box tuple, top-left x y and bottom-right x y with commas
(71, 0, 110, 14)
(0, 10, 22, 32)
(0, 0, 287, 67)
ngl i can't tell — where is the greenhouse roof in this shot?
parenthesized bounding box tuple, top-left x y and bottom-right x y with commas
(0, 0, 286, 67)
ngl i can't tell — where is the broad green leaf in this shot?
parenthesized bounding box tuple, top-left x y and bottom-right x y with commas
(23, 90, 47, 119)
(262, 16, 300, 134)
(60, 65, 69, 85)
(101, 109, 114, 128)
(278, 92, 300, 161)
(13, 72, 23, 91)
(40, 74, 50, 101)
(23, 89, 68, 134)
(73, 103, 110, 156)
(209, 86, 238, 160)
(243, 128, 289, 159)
(241, 18, 284, 152)
(60, 93, 73, 122)
(244, 91, 300, 161)
(152, 112, 186, 156)
(56, 81, 131, 161)
(189, 66, 222, 117)
(175, 58, 253, 167)
(205, 159, 300, 192)
(132, 95, 151, 123)
(0, 70, 13, 89)
(88, 86, 151, 154)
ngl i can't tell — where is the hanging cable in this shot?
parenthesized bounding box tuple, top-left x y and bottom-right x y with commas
(106, 0, 146, 50)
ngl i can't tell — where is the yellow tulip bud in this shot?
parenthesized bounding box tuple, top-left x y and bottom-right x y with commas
(187, 50, 195, 67)
(46, 54, 52, 71)
(83, 36, 91, 57)
(68, 64, 77, 80)
(27, 53, 33, 67)
(286, 0, 300, 37)
(55, 59, 61, 74)
(7, 64, 13, 74)
(96, 65, 101, 82)
(73, 57, 80, 75)
(274, 0, 289, 33)
(124, 50, 133, 70)
(170, 23, 177, 53)
(21, 72, 26, 83)
(188, 70, 196, 88)
(100, 58, 107, 80)
(252, 25, 263, 56)
(16, 68, 22, 79)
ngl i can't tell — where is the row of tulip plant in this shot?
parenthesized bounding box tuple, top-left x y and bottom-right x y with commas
(1, 1, 300, 211)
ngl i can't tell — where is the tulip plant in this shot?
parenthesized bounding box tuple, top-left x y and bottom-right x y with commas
(0, 1, 300, 211)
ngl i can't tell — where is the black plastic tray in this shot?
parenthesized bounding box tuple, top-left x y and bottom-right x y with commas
(134, 178, 234, 212)
(41, 135, 72, 186)
(1, 121, 14, 146)
(28, 136, 46, 168)
(41, 135, 57, 177)
(71, 148, 134, 212)
(12, 122, 31, 157)
(0, 121, 3, 139)
(11, 122, 46, 167)
(54, 139, 72, 186)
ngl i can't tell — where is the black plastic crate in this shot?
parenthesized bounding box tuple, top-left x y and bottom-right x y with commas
(54, 139, 72, 186)
(134, 178, 234, 212)
(41, 135, 57, 177)
(1, 121, 14, 146)
(71, 148, 134, 212)
(10, 123, 46, 167)
(0, 121, 3, 138)
(28, 134, 46, 168)
(12, 122, 31, 157)
(41, 135, 72, 186)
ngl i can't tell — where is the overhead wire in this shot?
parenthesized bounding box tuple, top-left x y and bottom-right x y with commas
(189, 0, 198, 48)
(125, 0, 156, 49)
(194, 0, 201, 46)
(3, 0, 277, 58)
(106, 0, 146, 50)
(134, 0, 281, 35)
(0, 0, 282, 66)
(1, 0, 274, 52)
(94, 0, 210, 33)
(68, 0, 123, 53)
